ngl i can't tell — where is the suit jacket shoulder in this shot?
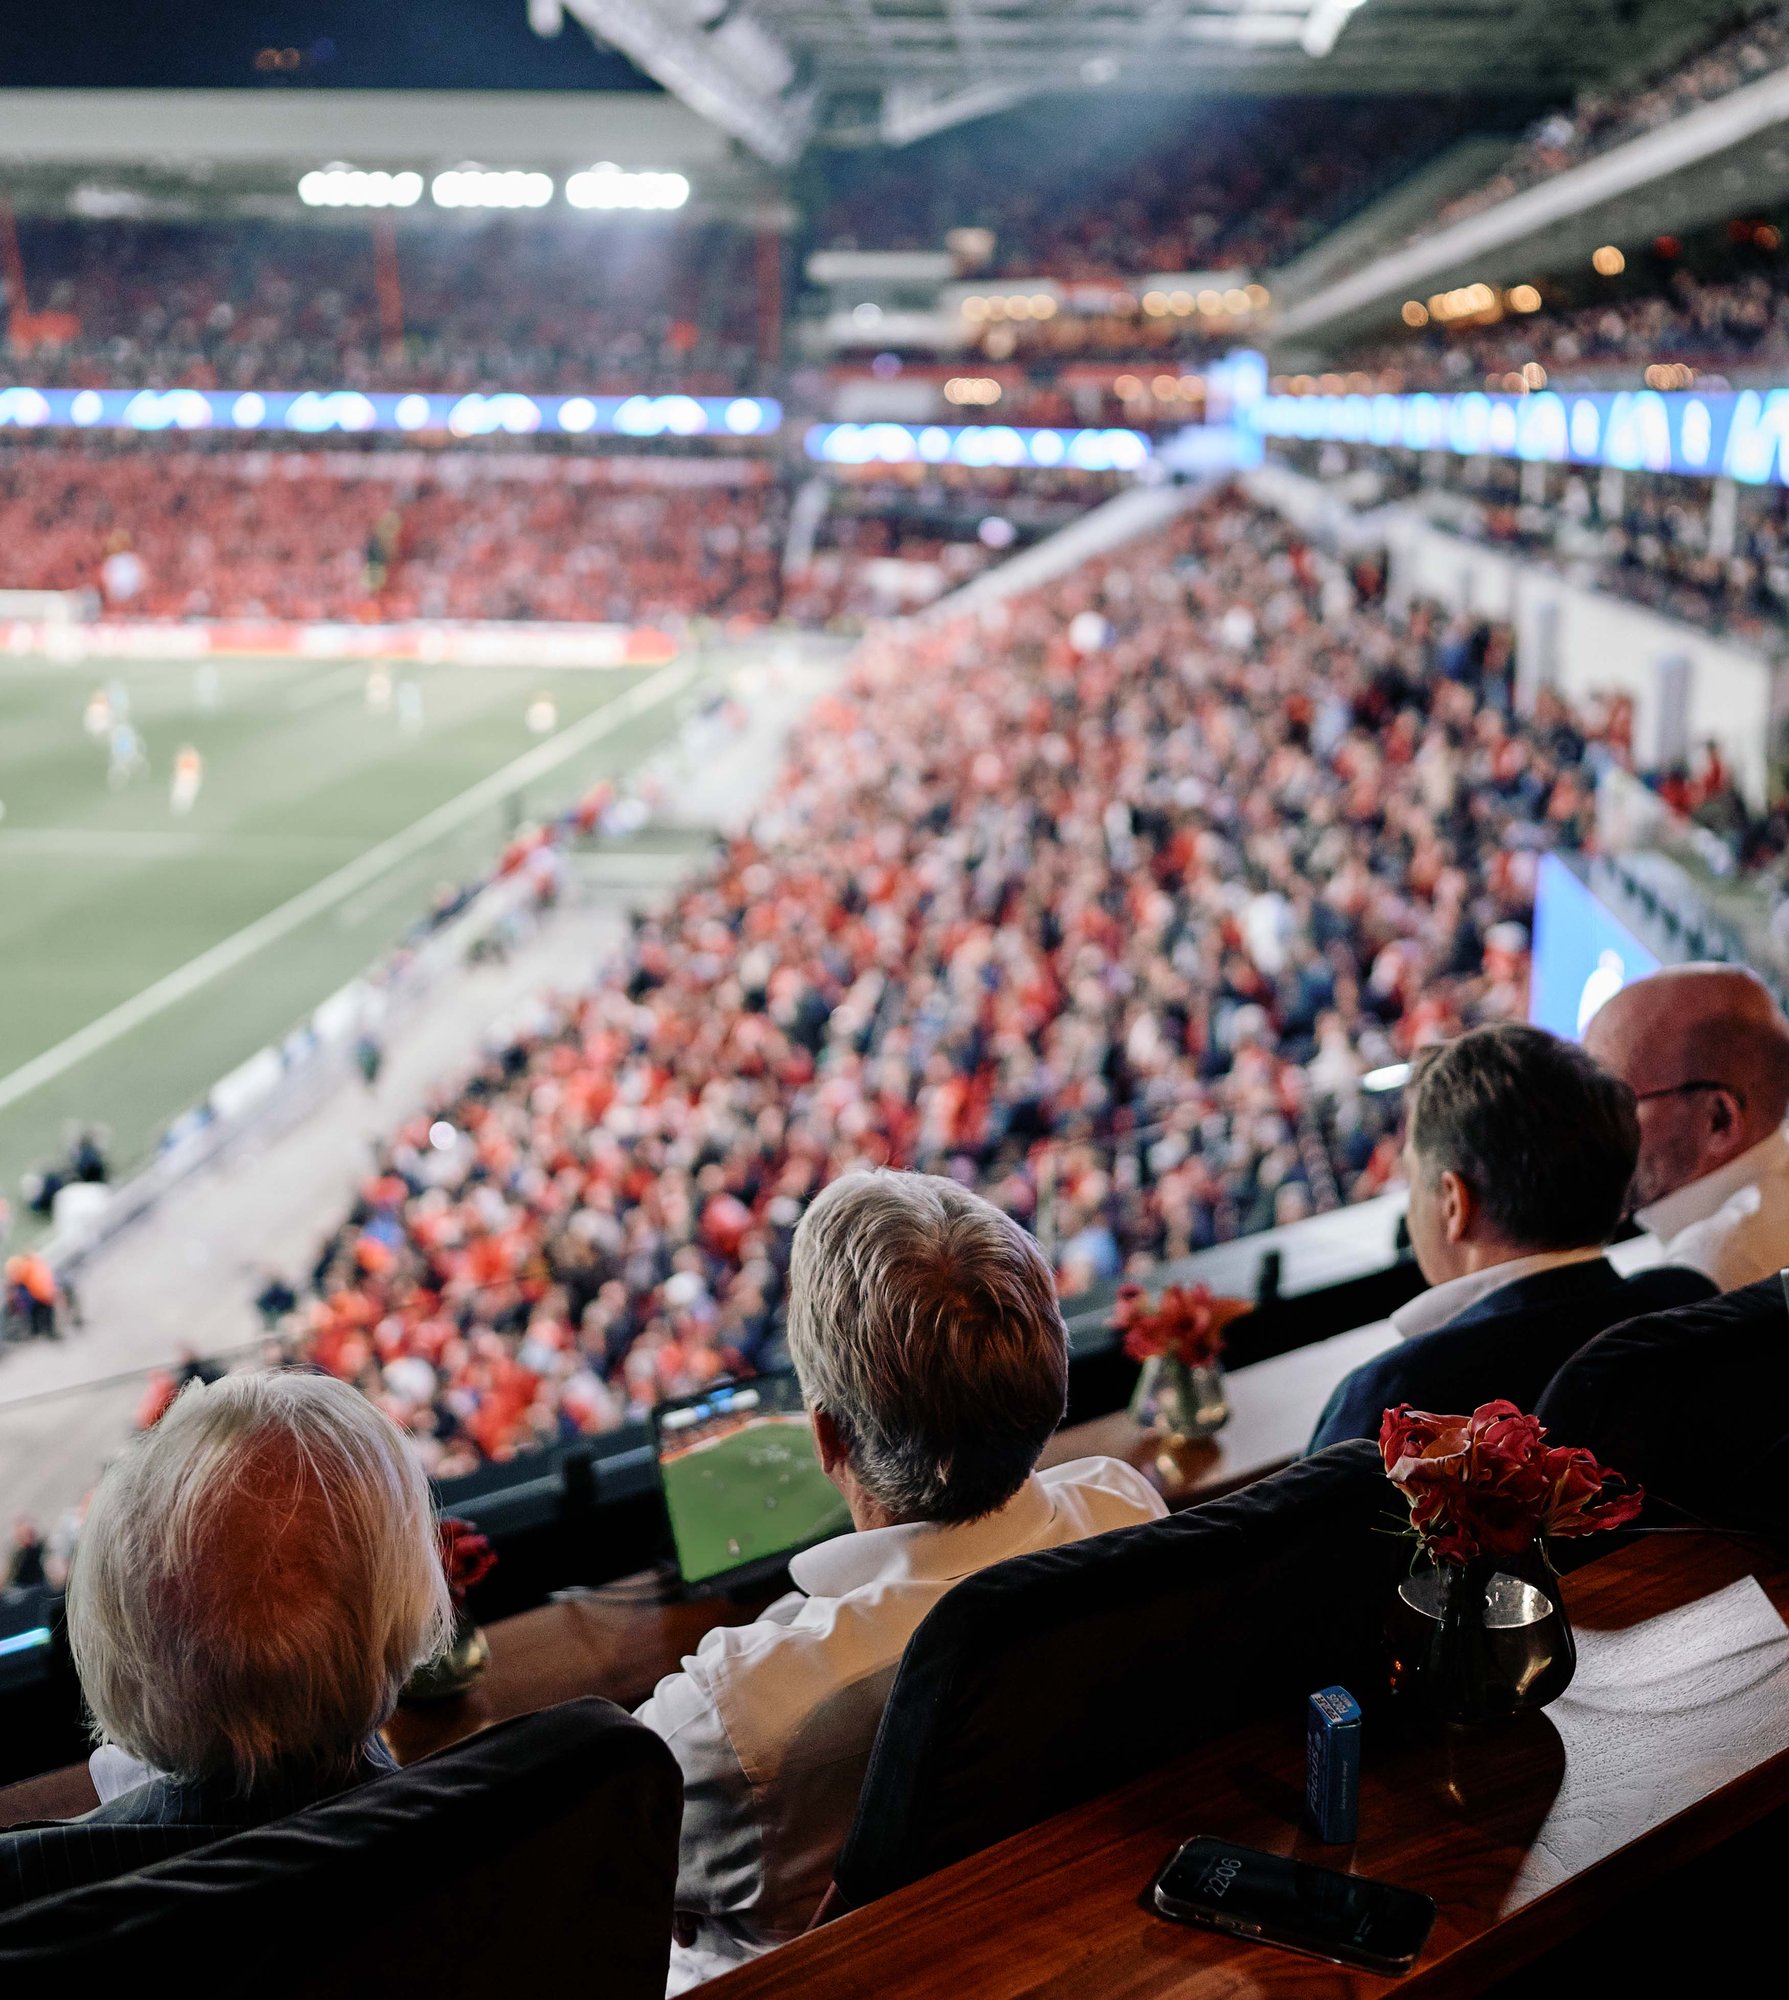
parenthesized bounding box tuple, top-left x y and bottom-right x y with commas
(1308, 1259, 1714, 1454)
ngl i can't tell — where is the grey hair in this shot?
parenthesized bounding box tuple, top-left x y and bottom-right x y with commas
(785, 1170, 1068, 1524)
(67, 1370, 452, 1791)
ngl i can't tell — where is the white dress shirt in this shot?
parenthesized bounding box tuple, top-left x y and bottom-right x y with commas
(1389, 1245, 1609, 1341)
(1635, 1125, 1789, 1292)
(637, 1455, 1166, 1990)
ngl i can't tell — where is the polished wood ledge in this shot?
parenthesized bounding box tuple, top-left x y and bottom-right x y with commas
(0, 1323, 1393, 1828)
(704, 1533, 1789, 2000)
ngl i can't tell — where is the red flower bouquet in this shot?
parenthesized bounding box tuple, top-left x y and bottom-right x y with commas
(438, 1515, 497, 1608)
(1379, 1400, 1643, 1568)
(1112, 1282, 1251, 1370)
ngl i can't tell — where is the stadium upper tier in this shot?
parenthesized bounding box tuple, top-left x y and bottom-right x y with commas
(805, 98, 1490, 280)
(0, 448, 785, 623)
(1315, 214, 1789, 394)
(1414, 7, 1789, 249)
(262, 486, 1660, 1474)
(3, 216, 764, 395)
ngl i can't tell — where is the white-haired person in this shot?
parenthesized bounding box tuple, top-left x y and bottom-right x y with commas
(0, 1370, 451, 1907)
(638, 1169, 1166, 1989)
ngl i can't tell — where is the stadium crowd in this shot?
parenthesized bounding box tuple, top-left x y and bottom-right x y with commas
(0, 448, 785, 625)
(1422, 4, 1789, 237)
(809, 98, 1483, 278)
(268, 487, 1631, 1476)
(1355, 261, 1789, 390)
(6, 217, 762, 395)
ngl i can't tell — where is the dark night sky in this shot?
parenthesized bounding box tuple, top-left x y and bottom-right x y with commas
(1, 2, 657, 91)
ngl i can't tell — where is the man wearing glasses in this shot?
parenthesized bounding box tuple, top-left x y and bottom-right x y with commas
(1584, 964, 1789, 1291)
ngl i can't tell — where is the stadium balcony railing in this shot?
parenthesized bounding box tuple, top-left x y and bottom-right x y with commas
(1275, 58, 1789, 345)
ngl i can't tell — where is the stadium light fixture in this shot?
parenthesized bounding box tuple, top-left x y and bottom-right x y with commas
(1301, 0, 1371, 58)
(550, 0, 811, 165)
(431, 168, 555, 210)
(565, 164, 691, 211)
(298, 167, 424, 209)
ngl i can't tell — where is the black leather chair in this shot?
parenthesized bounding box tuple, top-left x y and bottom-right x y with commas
(0, 1699, 681, 1999)
(1536, 1273, 1789, 1557)
(831, 1439, 1408, 1911)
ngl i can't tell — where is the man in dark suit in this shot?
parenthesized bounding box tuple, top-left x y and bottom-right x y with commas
(1309, 1022, 1715, 1451)
(1537, 1273, 1789, 1550)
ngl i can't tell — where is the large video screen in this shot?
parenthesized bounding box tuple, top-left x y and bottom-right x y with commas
(1529, 853, 1661, 1041)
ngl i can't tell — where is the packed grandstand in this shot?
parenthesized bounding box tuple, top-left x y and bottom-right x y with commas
(251, 487, 1617, 1474)
(10, 6, 1789, 1984)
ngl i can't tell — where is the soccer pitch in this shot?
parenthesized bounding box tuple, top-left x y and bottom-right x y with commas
(660, 1415, 852, 1583)
(0, 648, 704, 1216)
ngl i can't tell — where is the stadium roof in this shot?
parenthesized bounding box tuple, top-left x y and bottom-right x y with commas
(544, 0, 1756, 155)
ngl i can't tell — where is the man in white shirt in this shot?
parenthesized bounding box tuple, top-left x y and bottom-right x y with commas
(636, 1169, 1165, 1988)
(1584, 964, 1789, 1291)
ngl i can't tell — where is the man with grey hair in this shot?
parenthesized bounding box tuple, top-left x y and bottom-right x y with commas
(0, 1370, 451, 1907)
(638, 1169, 1164, 1988)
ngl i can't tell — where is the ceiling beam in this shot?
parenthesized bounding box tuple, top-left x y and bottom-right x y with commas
(554, 0, 815, 162)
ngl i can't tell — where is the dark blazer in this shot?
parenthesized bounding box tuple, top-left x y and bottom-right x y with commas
(0, 1740, 395, 1913)
(1537, 1272, 1789, 1549)
(1307, 1257, 1718, 1452)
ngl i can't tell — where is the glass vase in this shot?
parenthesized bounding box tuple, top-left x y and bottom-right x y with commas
(1386, 1538, 1576, 1727)
(400, 1607, 491, 1704)
(1129, 1354, 1230, 1443)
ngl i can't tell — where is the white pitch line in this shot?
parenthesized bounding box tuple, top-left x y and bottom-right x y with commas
(0, 660, 696, 1117)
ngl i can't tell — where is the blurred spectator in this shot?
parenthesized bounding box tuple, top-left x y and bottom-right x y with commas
(4, 1253, 60, 1342)
(5, 1520, 46, 1591)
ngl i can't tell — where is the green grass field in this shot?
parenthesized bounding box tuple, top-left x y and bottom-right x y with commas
(0, 648, 706, 1215)
(660, 1415, 852, 1583)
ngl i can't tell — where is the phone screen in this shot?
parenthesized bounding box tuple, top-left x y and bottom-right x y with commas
(1153, 1837, 1435, 1973)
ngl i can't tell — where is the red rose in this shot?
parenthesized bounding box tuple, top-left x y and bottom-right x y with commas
(438, 1515, 497, 1606)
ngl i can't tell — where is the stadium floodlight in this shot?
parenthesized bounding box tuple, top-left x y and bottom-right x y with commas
(430, 168, 556, 210)
(565, 164, 691, 211)
(1301, 0, 1372, 57)
(298, 167, 424, 209)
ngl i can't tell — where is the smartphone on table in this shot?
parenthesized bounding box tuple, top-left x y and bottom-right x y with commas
(1152, 1836, 1436, 1976)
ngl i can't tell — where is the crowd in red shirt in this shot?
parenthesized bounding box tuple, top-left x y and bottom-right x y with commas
(0, 448, 785, 625)
(273, 487, 1627, 1475)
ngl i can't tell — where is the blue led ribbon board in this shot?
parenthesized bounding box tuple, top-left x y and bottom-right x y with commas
(804, 422, 1152, 470)
(0, 387, 782, 440)
(1244, 385, 1789, 485)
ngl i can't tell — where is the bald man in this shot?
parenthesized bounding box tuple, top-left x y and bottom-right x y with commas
(1583, 964, 1789, 1291)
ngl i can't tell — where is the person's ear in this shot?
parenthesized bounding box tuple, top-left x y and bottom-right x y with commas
(1708, 1088, 1742, 1139)
(811, 1406, 850, 1480)
(1438, 1169, 1475, 1245)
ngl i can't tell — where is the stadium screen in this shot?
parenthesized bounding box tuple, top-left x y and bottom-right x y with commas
(653, 1375, 852, 1587)
(1528, 852, 1661, 1041)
